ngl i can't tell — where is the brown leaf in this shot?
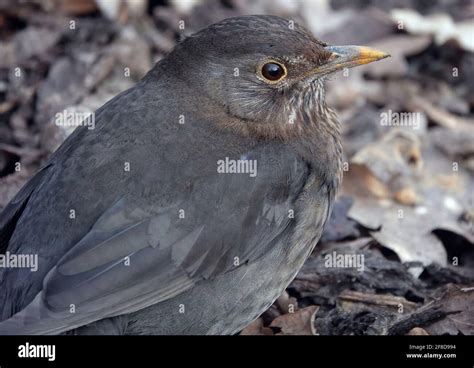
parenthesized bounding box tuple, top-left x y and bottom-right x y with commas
(240, 318, 273, 336)
(270, 305, 319, 335)
(425, 285, 474, 335)
(59, 0, 98, 15)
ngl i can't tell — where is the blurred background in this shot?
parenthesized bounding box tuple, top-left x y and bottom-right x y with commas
(0, 0, 472, 335)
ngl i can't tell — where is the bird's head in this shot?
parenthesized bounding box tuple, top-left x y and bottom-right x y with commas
(161, 15, 389, 138)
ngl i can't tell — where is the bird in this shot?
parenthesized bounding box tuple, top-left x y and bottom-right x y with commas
(0, 15, 388, 335)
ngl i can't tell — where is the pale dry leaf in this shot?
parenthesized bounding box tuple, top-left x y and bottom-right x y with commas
(343, 129, 472, 272)
(391, 8, 474, 52)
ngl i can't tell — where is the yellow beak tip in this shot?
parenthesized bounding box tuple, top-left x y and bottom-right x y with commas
(356, 46, 391, 64)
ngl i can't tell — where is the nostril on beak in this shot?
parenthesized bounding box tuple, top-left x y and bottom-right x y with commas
(327, 52, 340, 62)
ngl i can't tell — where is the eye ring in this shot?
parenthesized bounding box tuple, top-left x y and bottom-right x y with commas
(257, 60, 287, 84)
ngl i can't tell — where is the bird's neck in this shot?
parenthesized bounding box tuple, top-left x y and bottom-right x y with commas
(296, 106, 343, 194)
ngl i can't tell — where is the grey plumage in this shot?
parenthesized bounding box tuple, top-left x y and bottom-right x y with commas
(0, 14, 388, 335)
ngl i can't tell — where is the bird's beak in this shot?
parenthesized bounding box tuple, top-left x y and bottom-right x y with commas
(310, 45, 390, 77)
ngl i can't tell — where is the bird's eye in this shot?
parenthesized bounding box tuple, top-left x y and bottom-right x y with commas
(260, 62, 287, 82)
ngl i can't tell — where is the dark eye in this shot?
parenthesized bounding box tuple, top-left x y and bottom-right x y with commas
(261, 62, 286, 82)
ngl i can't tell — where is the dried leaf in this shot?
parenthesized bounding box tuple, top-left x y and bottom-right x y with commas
(270, 306, 319, 335)
(391, 8, 474, 52)
(343, 129, 472, 272)
(407, 327, 429, 335)
(425, 285, 474, 335)
(240, 318, 273, 336)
